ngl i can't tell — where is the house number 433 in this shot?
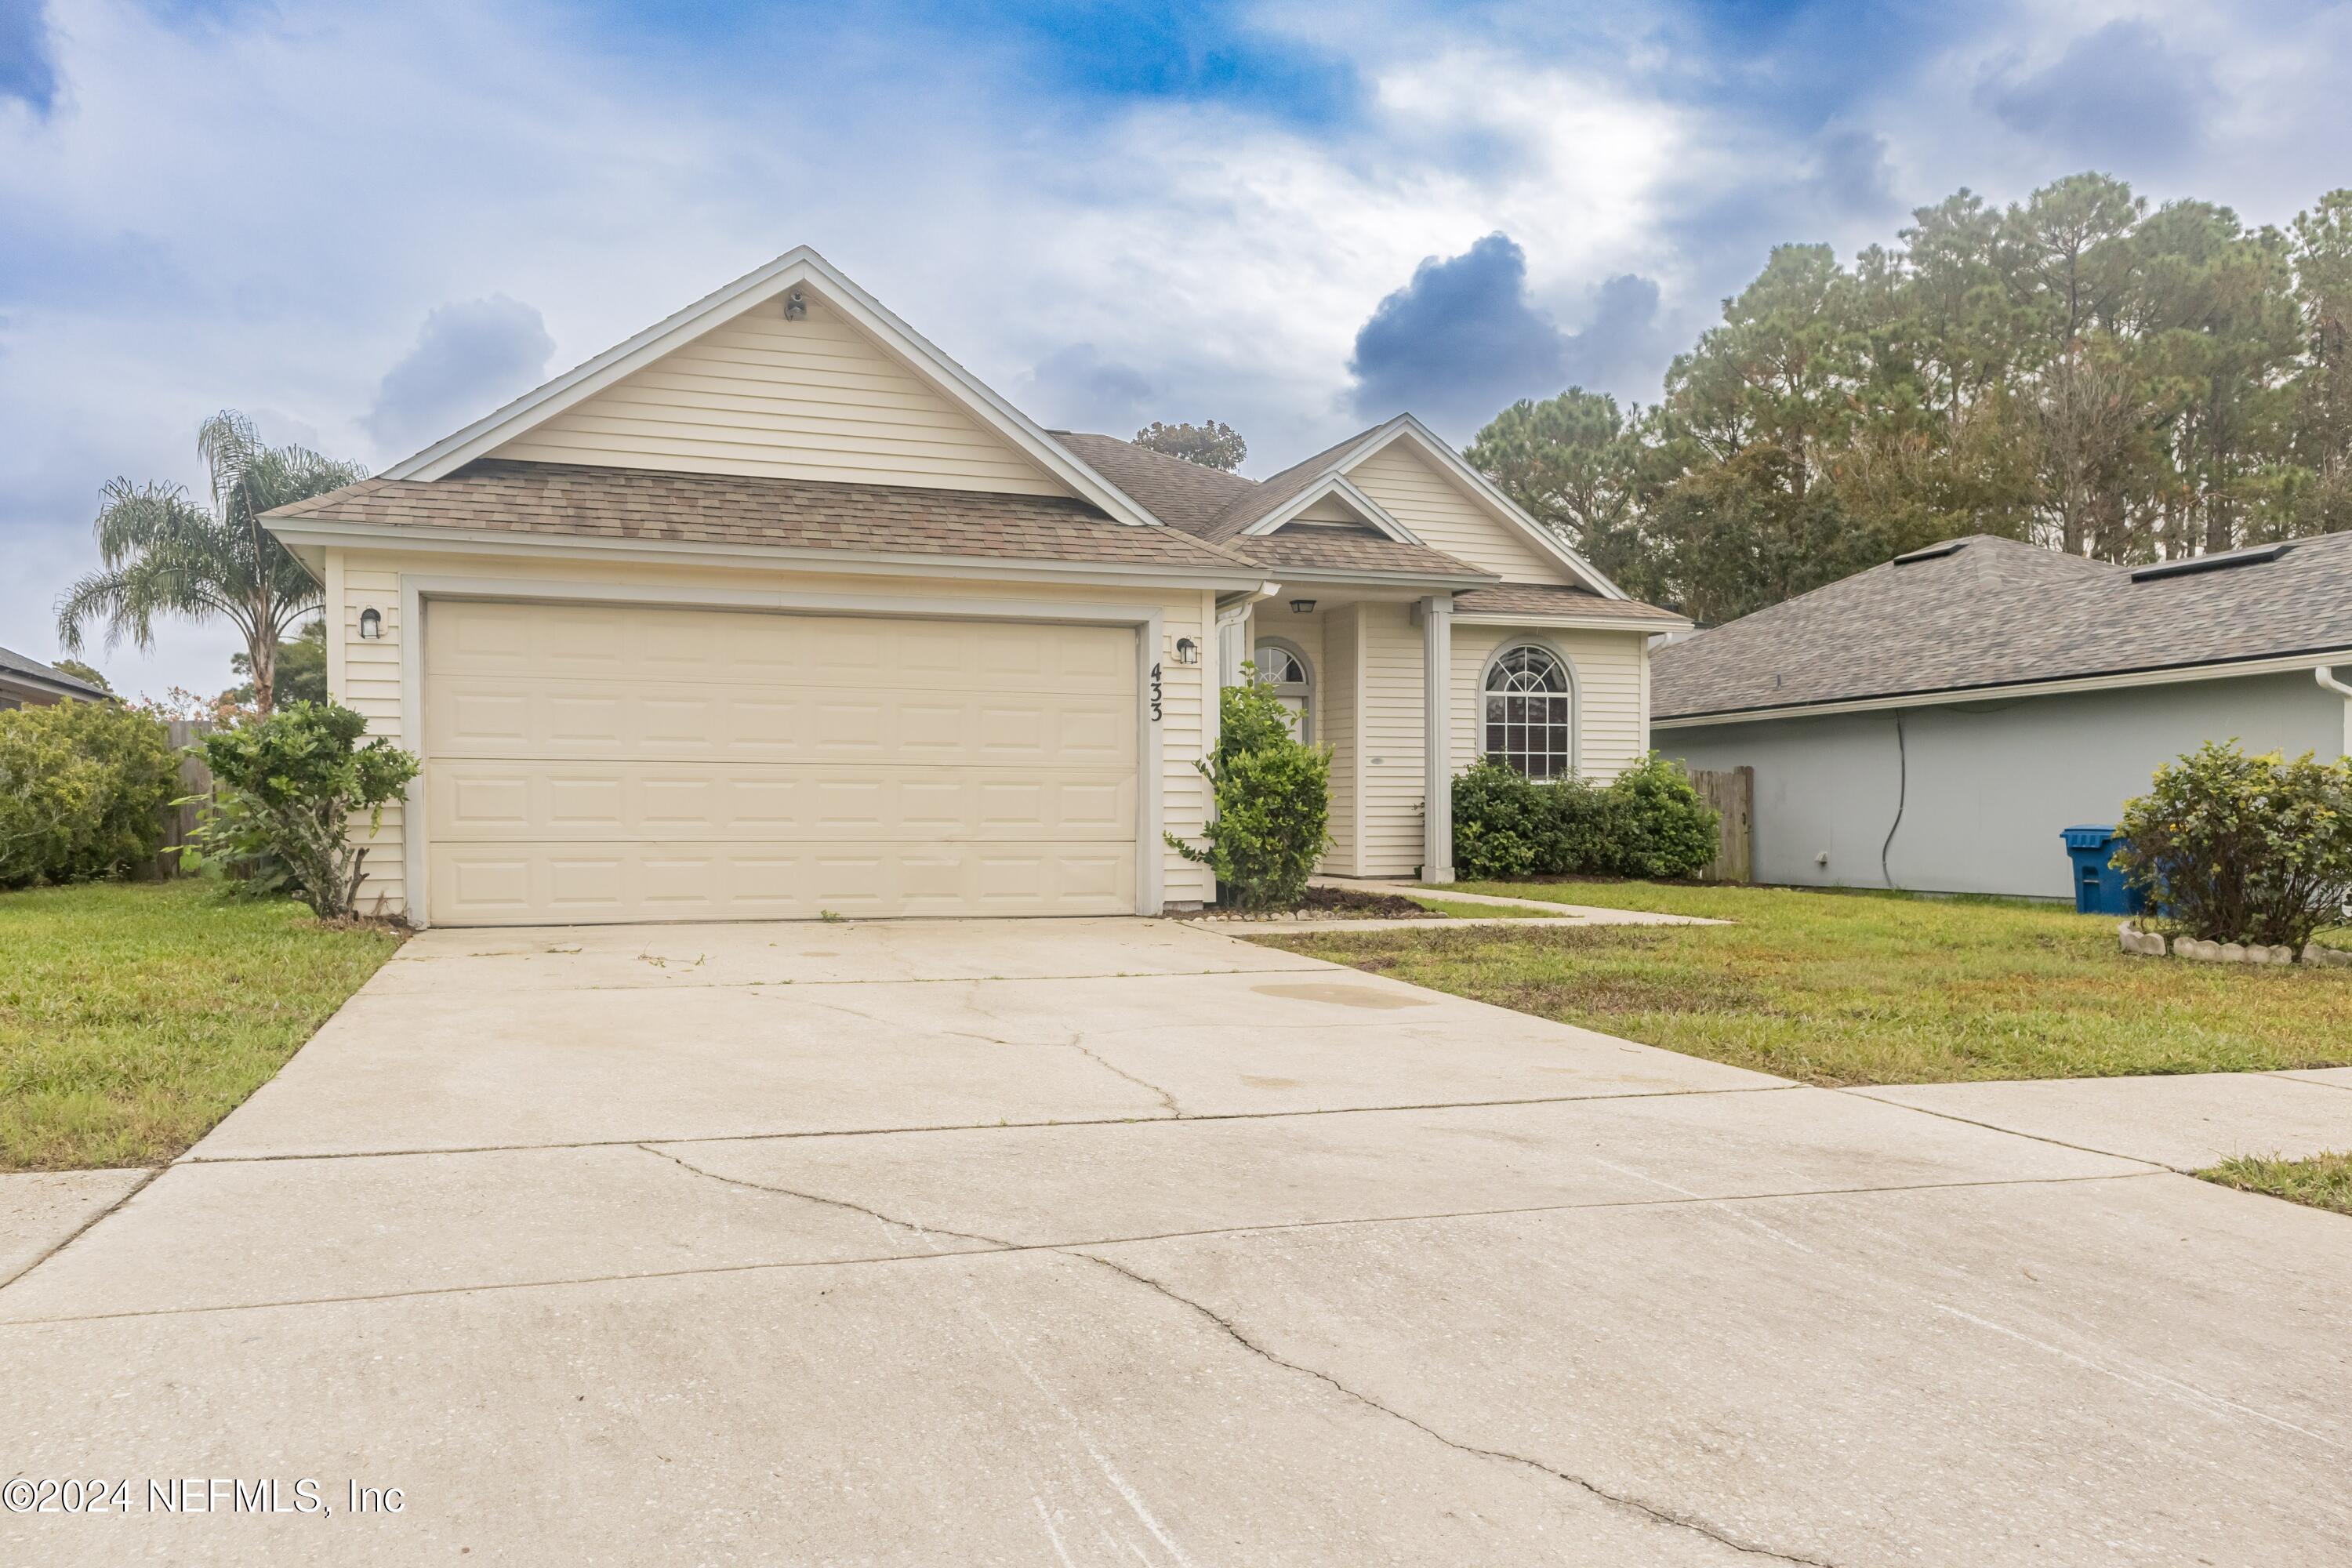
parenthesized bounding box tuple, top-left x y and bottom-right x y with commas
(1149, 662, 1163, 722)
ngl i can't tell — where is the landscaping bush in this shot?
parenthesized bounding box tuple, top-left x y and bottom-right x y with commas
(2114, 740, 2352, 952)
(0, 699, 179, 887)
(1606, 753, 1721, 878)
(187, 702, 419, 917)
(1451, 753, 1718, 880)
(1167, 669, 1331, 909)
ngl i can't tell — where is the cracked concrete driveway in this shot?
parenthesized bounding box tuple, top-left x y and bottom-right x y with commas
(5, 918, 2350, 1566)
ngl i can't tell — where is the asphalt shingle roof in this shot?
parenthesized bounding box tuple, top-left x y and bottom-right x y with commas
(265, 461, 1256, 572)
(0, 644, 110, 701)
(1651, 532, 2352, 721)
(1226, 530, 1492, 580)
(1452, 583, 1686, 625)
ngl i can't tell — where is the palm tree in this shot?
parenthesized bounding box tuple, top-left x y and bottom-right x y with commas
(57, 411, 367, 713)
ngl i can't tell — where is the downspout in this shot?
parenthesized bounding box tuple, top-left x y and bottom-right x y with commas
(2320, 665, 2352, 760)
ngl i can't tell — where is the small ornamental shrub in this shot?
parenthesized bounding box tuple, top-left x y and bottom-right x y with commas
(1451, 752, 1719, 880)
(2114, 740, 2352, 952)
(188, 702, 419, 917)
(0, 699, 180, 887)
(1167, 668, 1332, 910)
(1606, 754, 1721, 878)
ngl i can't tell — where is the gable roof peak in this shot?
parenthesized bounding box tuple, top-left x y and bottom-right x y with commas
(379, 247, 1165, 529)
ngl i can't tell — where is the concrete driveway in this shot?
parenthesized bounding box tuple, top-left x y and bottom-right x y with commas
(4, 918, 2349, 1565)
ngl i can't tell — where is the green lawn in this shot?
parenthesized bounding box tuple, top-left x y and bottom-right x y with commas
(2200, 1152, 2352, 1217)
(0, 880, 402, 1171)
(1254, 879, 2352, 1087)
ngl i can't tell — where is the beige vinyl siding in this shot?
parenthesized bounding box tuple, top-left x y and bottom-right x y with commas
(1345, 442, 1570, 583)
(1452, 625, 1651, 783)
(1158, 597, 1212, 906)
(491, 296, 1066, 496)
(1321, 604, 1361, 873)
(336, 557, 408, 914)
(1357, 601, 1428, 877)
(1292, 492, 1370, 525)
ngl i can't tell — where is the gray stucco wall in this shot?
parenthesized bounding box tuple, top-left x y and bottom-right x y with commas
(1657, 671, 2350, 899)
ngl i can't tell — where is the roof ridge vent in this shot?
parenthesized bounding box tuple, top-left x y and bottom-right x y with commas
(1892, 539, 1966, 564)
(2131, 542, 2289, 583)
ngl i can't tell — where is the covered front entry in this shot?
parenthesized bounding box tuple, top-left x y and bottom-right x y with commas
(420, 597, 1140, 924)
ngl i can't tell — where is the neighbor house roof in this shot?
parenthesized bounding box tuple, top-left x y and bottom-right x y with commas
(1652, 531, 2352, 723)
(0, 644, 111, 702)
(265, 461, 1260, 575)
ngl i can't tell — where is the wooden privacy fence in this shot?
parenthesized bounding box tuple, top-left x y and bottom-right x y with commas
(1689, 765, 1753, 884)
(152, 718, 214, 879)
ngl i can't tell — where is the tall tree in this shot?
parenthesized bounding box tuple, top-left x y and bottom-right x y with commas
(2288, 191, 2352, 535)
(58, 412, 366, 714)
(1462, 390, 1650, 590)
(1134, 419, 1247, 470)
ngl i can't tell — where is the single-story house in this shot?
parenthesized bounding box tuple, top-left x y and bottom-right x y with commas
(263, 248, 1683, 927)
(0, 645, 111, 710)
(1652, 532, 2352, 899)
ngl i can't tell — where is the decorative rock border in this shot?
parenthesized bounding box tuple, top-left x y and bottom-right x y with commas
(2118, 922, 2352, 967)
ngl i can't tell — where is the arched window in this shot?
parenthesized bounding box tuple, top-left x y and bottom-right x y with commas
(1483, 644, 1574, 779)
(1254, 641, 1312, 742)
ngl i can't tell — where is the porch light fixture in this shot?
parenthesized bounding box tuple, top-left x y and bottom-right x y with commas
(1288, 599, 1316, 615)
(782, 289, 808, 321)
(1172, 637, 1199, 665)
(358, 608, 383, 640)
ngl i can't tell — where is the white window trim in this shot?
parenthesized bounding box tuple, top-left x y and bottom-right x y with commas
(1478, 637, 1583, 779)
(1252, 635, 1314, 744)
(396, 572, 1166, 928)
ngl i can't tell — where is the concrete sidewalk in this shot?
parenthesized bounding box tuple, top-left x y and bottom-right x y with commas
(1858, 1069, 2352, 1170)
(3, 916, 2348, 1566)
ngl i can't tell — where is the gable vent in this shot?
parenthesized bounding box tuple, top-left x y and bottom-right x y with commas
(2132, 543, 2289, 582)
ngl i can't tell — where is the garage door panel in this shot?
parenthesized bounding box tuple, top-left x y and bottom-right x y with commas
(427, 760, 1134, 841)
(423, 601, 1141, 924)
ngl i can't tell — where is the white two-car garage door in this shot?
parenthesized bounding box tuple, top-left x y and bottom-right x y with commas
(422, 598, 1139, 925)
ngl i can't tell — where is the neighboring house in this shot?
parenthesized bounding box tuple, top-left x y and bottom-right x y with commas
(0, 645, 111, 710)
(1652, 532, 2352, 899)
(263, 248, 1683, 927)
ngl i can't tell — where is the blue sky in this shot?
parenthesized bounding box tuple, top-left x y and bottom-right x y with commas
(5, 0, 2350, 693)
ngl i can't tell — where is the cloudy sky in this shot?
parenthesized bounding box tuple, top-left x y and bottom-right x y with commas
(5, 0, 2349, 696)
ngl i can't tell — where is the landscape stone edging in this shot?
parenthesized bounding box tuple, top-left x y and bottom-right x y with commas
(2118, 922, 2352, 967)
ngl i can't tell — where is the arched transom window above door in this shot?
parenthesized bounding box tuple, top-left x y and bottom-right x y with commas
(1253, 641, 1312, 742)
(1483, 644, 1574, 779)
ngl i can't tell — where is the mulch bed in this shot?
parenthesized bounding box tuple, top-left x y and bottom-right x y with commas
(1179, 885, 1446, 922)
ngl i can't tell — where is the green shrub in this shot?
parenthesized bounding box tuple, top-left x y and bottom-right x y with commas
(1607, 753, 1721, 878)
(2114, 740, 2352, 951)
(0, 699, 180, 887)
(187, 702, 419, 917)
(1167, 670, 1331, 910)
(1451, 753, 1718, 880)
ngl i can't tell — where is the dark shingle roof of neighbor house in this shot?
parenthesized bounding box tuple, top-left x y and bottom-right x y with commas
(265, 461, 1258, 573)
(1651, 531, 2352, 721)
(0, 644, 111, 701)
(1452, 582, 1688, 625)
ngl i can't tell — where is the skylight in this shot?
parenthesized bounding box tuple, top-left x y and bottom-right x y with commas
(2130, 543, 2290, 582)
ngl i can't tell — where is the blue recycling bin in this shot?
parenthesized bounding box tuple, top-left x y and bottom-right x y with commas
(2061, 826, 2143, 916)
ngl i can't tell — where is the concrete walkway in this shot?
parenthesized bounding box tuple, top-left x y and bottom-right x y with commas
(1319, 875, 1730, 923)
(3, 917, 2348, 1566)
(1858, 1068, 2352, 1171)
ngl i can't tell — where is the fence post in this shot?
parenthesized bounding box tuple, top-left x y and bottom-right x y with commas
(1690, 765, 1753, 884)
(154, 718, 215, 879)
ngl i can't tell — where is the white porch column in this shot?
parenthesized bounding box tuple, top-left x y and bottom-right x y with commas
(1421, 593, 1454, 883)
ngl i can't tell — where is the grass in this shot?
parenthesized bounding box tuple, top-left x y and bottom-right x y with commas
(2199, 1152, 2352, 1217)
(1252, 878, 2352, 1087)
(0, 880, 403, 1171)
(1408, 896, 1565, 920)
